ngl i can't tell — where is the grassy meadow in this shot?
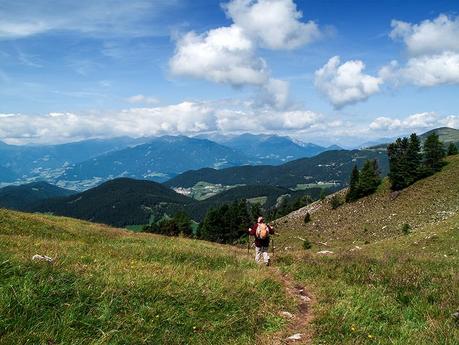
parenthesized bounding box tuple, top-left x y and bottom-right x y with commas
(0, 209, 293, 345)
(276, 213, 459, 344)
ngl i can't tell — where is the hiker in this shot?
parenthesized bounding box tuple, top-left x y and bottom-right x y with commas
(248, 217, 274, 266)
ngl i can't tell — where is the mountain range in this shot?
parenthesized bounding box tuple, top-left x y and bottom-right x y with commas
(0, 133, 340, 190)
(199, 133, 341, 164)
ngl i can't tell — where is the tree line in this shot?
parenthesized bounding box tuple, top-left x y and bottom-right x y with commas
(346, 132, 456, 203)
(387, 132, 450, 191)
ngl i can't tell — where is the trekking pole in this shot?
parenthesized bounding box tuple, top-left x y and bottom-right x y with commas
(247, 233, 250, 256)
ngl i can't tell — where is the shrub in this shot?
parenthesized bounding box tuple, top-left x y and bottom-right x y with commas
(304, 212, 311, 224)
(401, 223, 411, 235)
(330, 195, 343, 209)
(302, 238, 312, 250)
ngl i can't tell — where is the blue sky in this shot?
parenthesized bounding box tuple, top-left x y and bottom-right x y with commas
(0, 0, 458, 146)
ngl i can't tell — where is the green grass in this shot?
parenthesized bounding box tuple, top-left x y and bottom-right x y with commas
(0, 209, 291, 345)
(271, 155, 459, 344)
(276, 213, 459, 344)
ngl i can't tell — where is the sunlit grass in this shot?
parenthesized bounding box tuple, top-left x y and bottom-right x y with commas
(277, 213, 459, 344)
(0, 209, 291, 345)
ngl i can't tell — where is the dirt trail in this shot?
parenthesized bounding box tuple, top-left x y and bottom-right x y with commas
(238, 244, 314, 344)
(272, 268, 314, 344)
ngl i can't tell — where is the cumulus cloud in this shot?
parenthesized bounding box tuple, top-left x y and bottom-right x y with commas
(387, 14, 459, 87)
(170, 0, 322, 108)
(170, 25, 268, 86)
(0, 102, 322, 144)
(314, 56, 383, 108)
(224, 0, 321, 50)
(390, 14, 459, 56)
(369, 112, 454, 132)
(401, 52, 459, 86)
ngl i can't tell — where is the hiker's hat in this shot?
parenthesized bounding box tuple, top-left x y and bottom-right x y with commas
(258, 216, 264, 223)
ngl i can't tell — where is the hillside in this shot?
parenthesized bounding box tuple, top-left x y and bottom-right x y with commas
(31, 179, 325, 226)
(266, 155, 459, 344)
(273, 154, 459, 249)
(0, 209, 301, 344)
(275, 209, 459, 344)
(0, 181, 75, 211)
(0, 166, 17, 183)
(35, 178, 194, 227)
(165, 149, 388, 189)
(368, 127, 459, 150)
(420, 127, 459, 144)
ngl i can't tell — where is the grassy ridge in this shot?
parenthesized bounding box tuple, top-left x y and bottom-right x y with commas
(0, 210, 291, 345)
(274, 155, 459, 250)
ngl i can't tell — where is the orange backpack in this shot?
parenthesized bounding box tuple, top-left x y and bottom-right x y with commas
(256, 223, 269, 239)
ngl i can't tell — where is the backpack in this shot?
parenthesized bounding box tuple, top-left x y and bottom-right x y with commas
(256, 223, 269, 239)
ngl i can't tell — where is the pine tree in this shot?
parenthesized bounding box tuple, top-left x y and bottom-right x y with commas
(346, 165, 360, 202)
(406, 133, 422, 184)
(174, 211, 193, 237)
(447, 142, 458, 156)
(199, 200, 252, 244)
(423, 133, 445, 173)
(358, 159, 381, 196)
(388, 137, 412, 190)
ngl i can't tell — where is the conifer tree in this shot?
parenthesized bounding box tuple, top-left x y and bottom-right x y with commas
(358, 159, 381, 196)
(388, 137, 411, 190)
(447, 142, 458, 156)
(346, 165, 360, 202)
(423, 133, 445, 173)
(406, 133, 422, 184)
(174, 211, 193, 237)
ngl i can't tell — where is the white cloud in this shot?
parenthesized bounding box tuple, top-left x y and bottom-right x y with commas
(0, 102, 323, 144)
(387, 15, 459, 87)
(390, 15, 459, 56)
(0, 0, 176, 39)
(369, 112, 450, 131)
(170, 25, 268, 86)
(126, 94, 160, 105)
(170, 0, 322, 108)
(314, 56, 383, 108)
(224, 0, 321, 50)
(400, 51, 459, 86)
